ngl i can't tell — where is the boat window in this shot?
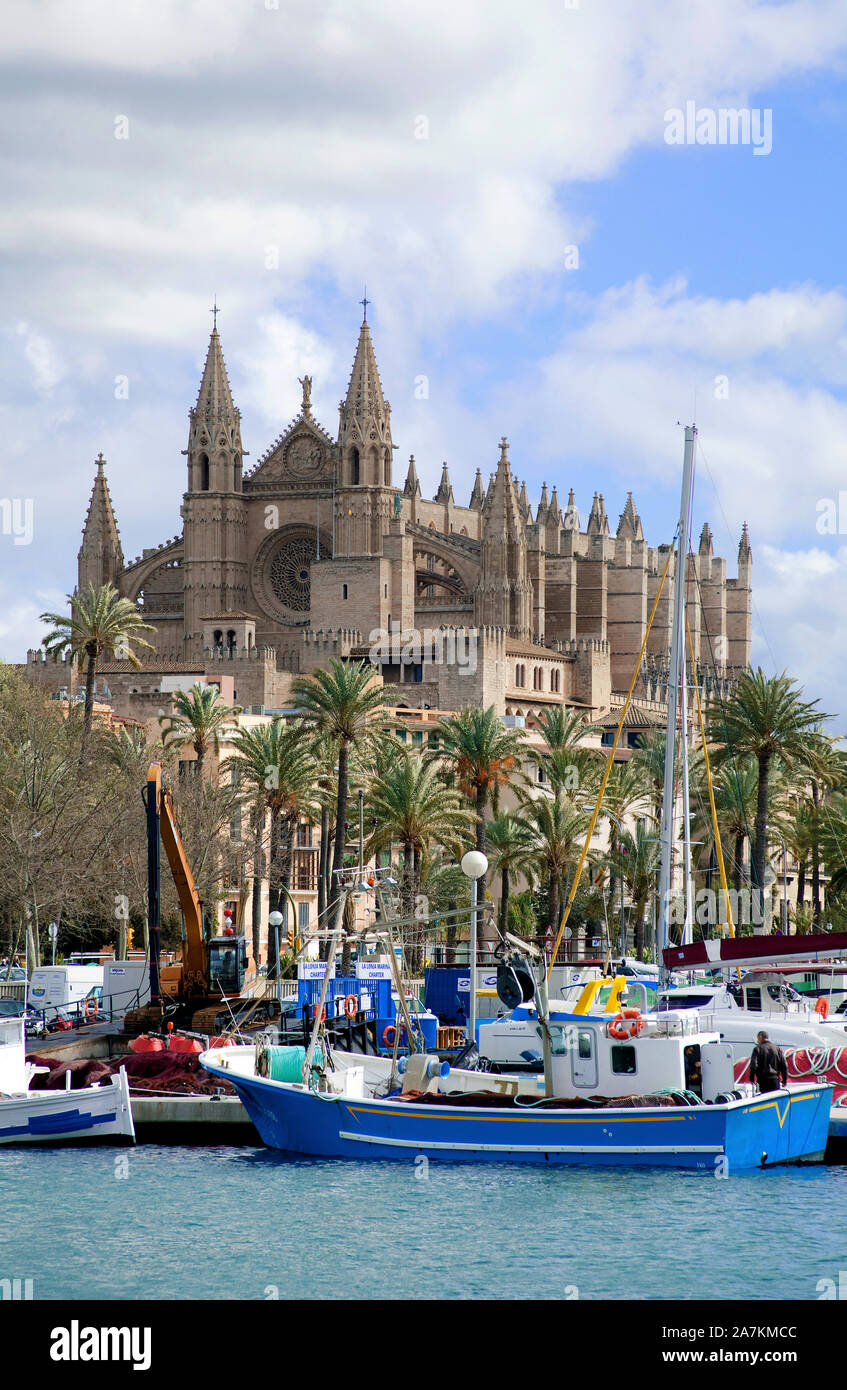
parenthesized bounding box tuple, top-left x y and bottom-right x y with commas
(611, 1045, 636, 1075)
(577, 1031, 593, 1059)
(745, 987, 762, 1012)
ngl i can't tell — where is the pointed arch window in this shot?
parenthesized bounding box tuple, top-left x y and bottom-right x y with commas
(350, 447, 360, 486)
(199, 453, 210, 491)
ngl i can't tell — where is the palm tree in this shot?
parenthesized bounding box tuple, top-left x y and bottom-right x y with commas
(428, 706, 526, 890)
(630, 731, 668, 819)
(40, 582, 155, 762)
(691, 755, 759, 895)
(709, 670, 829, 913)
(521, 793, 592, 943)
(606, 821, 662, 957)
(291, 659, 390, 925)
(485, 811, 538, 936)
(365, 751, 475, 969)
(159, 682, 241, 779)
(223, 721, 316, 972)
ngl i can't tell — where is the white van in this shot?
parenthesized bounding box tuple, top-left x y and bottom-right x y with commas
(28, 965, 104, 1023)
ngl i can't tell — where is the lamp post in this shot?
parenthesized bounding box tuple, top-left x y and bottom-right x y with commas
(461, 849, 488, 1046)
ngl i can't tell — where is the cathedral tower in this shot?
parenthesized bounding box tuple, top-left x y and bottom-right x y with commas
(181, 324, 249, 657)
(334, 311, 395, 557)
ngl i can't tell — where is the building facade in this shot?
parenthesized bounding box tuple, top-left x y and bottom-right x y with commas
(27, 313, 752, 721)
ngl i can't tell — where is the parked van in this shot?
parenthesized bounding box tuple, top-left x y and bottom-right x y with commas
(28, 965, 104, 1023)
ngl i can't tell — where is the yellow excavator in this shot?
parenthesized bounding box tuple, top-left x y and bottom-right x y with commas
(123, 763, 280, 1035)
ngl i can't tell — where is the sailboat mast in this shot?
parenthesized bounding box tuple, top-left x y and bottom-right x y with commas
(680, 613, 694, 945)
(657, 423, 697, 983)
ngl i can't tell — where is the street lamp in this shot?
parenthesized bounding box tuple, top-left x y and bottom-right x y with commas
(461, 850, 488, 1045)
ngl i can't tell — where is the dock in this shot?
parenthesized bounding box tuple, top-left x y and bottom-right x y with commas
(129, 1093, 259, 1145)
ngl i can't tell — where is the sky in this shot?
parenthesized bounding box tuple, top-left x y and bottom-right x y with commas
(2, 0, 847, 725)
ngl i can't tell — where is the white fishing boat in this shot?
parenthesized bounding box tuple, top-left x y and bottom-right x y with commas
(0, 1017, 135, 1145)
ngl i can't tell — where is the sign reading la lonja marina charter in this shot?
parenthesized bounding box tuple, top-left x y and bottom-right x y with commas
(356, 962, 393, 980)
(298, 962, 336, 981)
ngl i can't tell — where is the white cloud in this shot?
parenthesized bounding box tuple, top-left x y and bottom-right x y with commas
(15, 322, 64, 394)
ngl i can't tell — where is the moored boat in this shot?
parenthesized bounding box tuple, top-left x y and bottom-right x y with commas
(0, 1017, 135, 1146)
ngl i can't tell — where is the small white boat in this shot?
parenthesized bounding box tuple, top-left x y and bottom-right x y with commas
(0, 1017, 135, 1146)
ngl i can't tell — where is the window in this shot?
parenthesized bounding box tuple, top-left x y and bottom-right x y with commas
(297, 902, 310, 932)
(297, 821, 312, 848)
(611, 1045, 637, 1075)
(342, 584, 348, 600)
(601, 730, 615, 747)
(395, 729, 407, 742)
(745, 987, 762, 1012)
(533, 667, 543, 690)
(226, 629, 236, 657)
(199, 453, 209, 490)
(551, 670, 560, 694)
(412, 731, 423, 747)
(577, 1032, 593, 1059)
(351, 447, 360, 485)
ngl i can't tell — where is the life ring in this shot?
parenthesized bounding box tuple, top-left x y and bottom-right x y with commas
(383, 1025, 396, 1047)
(608, 1010, 643, 1041)
(84, 998, 98, 1021)
(815, 997, 829, 1020)
(311, 1003, 326, 1022)
(344, 994, 358, 1019)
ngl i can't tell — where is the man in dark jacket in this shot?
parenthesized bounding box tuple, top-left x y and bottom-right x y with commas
(750, 1031, 788, 1093)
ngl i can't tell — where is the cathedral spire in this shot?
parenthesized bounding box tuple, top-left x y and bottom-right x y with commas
(586, 491, 609, 537)
(435, 462, 454, 504)
(699, 521, 713, 557)
(78, 453, 124, 593)
(616, 491, 643, 541)
(738, 521, 752, 563)
(535, 482, 550, 525)
(404, 454, 421, 497)
(548, 485, 562, 524)
(469, 468, 484, 511)
(195, 326, 237, 421)
(188, 325, 245, 493)
(474, 437, 532, 639)
(338, 315, 393, 491)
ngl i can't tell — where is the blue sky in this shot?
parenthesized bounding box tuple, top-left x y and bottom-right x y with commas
(2, 0, 847, 725)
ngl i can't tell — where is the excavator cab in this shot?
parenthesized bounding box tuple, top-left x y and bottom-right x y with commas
(208, 936, 248, 995)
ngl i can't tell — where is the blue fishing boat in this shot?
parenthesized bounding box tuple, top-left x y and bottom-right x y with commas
(201, 1011, 832, 1169)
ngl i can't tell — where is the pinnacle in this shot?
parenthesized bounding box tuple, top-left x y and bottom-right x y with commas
(344, 318, 388, 422)
(469, 468, 484, 510)
(616, 490, 643, 541)
(79, 454, 123, 568)
(435, 462, 454, 504)
(699, 521, 713, 556)
(404, 454, 421, 497)
(194, 327, 238, 420)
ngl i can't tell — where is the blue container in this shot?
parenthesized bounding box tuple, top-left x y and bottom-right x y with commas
(424, 967, 470, 1025)
(412, 1011, 439, 1050)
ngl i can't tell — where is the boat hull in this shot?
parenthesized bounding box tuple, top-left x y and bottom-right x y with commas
(202, 1060, 831, 1170)
(0, 1068, 135, 1146)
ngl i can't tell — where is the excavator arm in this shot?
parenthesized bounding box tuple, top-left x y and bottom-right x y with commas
(147, 762, 207, 997)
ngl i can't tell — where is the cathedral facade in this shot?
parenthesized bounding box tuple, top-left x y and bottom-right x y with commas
(33, 314, 752, 721)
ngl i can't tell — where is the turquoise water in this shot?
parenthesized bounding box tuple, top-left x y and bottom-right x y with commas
(1, 1146, 845, 1301)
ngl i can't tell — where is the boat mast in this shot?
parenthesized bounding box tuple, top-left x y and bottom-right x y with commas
(680, 573, 694, 946)
(657, 424, 697, 984)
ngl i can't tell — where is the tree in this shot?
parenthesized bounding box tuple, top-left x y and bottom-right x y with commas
(223, 720, 316, 973)
(291, 660, 390, 936)
(40, 582, 155, 763)
(520, 792, 592, 944)
(365, 751, 475, 970)
(485, 811, 537, 936)
(428, 706, 526, 890)
(710, 670, 829, 915)
(159, 682, 241, 779)
(606, 821, 662, 957)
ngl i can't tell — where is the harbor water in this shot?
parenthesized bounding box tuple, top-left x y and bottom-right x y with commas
(2, 1145, 845, 1301)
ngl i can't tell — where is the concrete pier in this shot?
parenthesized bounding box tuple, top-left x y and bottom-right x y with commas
(130, 1094, 260, 1145)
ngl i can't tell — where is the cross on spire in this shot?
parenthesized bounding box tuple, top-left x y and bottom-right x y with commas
(360, 287, 370, 323)
(210, 297, 219, 331)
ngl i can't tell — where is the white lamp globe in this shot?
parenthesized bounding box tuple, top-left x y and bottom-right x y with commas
(461, 850, 488, 880)
(268, 911, 284, 928)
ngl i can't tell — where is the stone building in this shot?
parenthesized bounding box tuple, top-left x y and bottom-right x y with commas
(27, 312, 752, 721)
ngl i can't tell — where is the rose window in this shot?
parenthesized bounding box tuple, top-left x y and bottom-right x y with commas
(269, 536, 315, 612)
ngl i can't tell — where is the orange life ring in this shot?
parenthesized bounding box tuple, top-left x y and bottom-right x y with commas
(608, 1011, 643, 1041)
(344, 994, 358, 1019)
(84, 998, 98, 1020)
(382, 1025, 396, 1047)
(311, 1003, 326, 1022)
(815, 997, 829, 1020)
